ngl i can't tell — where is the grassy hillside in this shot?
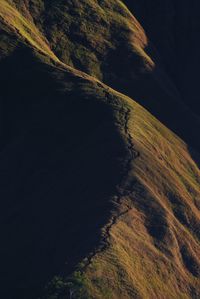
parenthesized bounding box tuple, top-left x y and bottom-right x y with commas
(5, 0, 200, 153)
(42, 88, 200, 299)
(83, 96, 200, 299)
(0, 47, 133, 298)
(0, 1, 200, 299)
(0, 0, 58, 60)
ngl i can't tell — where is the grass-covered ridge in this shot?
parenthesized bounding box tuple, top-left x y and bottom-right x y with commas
(7, 0, 154, 77)
(2, 0, 200, 153)
(38, 85, 200, 299)
(0, 1, 200, 299)
(79, 93, 200, 299)
(0, 0, 60, 61)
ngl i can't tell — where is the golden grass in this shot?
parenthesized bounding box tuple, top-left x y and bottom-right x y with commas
(83, 92, 200, 298)
(1, 1, 200, 297)
(0, 0, 59, 61)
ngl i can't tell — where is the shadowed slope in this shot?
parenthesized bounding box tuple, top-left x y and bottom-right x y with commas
(40, 73, 200, 299)
(0, 1, 200, 299)
(83, 91, 200, 299)
(122, 0, 200, 117)
(6, 0, 200, 153)
(0, 46, 134, 298)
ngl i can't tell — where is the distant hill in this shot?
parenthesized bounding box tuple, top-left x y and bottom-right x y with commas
(123, 0, 200, 117)
(0, 1, 200, 299)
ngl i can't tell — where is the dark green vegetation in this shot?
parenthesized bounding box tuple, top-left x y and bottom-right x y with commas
(0, 1, 200, 299)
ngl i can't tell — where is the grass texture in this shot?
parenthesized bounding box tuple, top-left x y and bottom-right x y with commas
(0, 1, 200, 299)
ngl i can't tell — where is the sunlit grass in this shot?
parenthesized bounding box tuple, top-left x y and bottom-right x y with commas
(0, 0, 59, 61)
(1, 1, 200, 298)
(83, 91, 200, 298)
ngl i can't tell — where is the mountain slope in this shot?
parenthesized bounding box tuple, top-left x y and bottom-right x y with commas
(122, 0, 200, 117)
(0, 1, 200, 299)
(84, 96, 200, 299)
(2, 0, 200, 151)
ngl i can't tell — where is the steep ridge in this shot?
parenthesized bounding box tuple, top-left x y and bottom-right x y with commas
(29, 0, 200, 152)
(0, 50, 132, 298)
(0, 1, 200, 299)
(84, 97, 200, 299)
(3, 0, 200, 152)
(0, 0, 58, 60)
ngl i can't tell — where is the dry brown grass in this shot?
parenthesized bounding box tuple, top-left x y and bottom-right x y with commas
(84, 94, 200, 299)
(1, 1, 200, 298)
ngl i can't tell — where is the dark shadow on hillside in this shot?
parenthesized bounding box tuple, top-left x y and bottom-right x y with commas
(0, 47, 128, 299)
(122, 0, 200, 118)
(102, 42, 200, 155)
